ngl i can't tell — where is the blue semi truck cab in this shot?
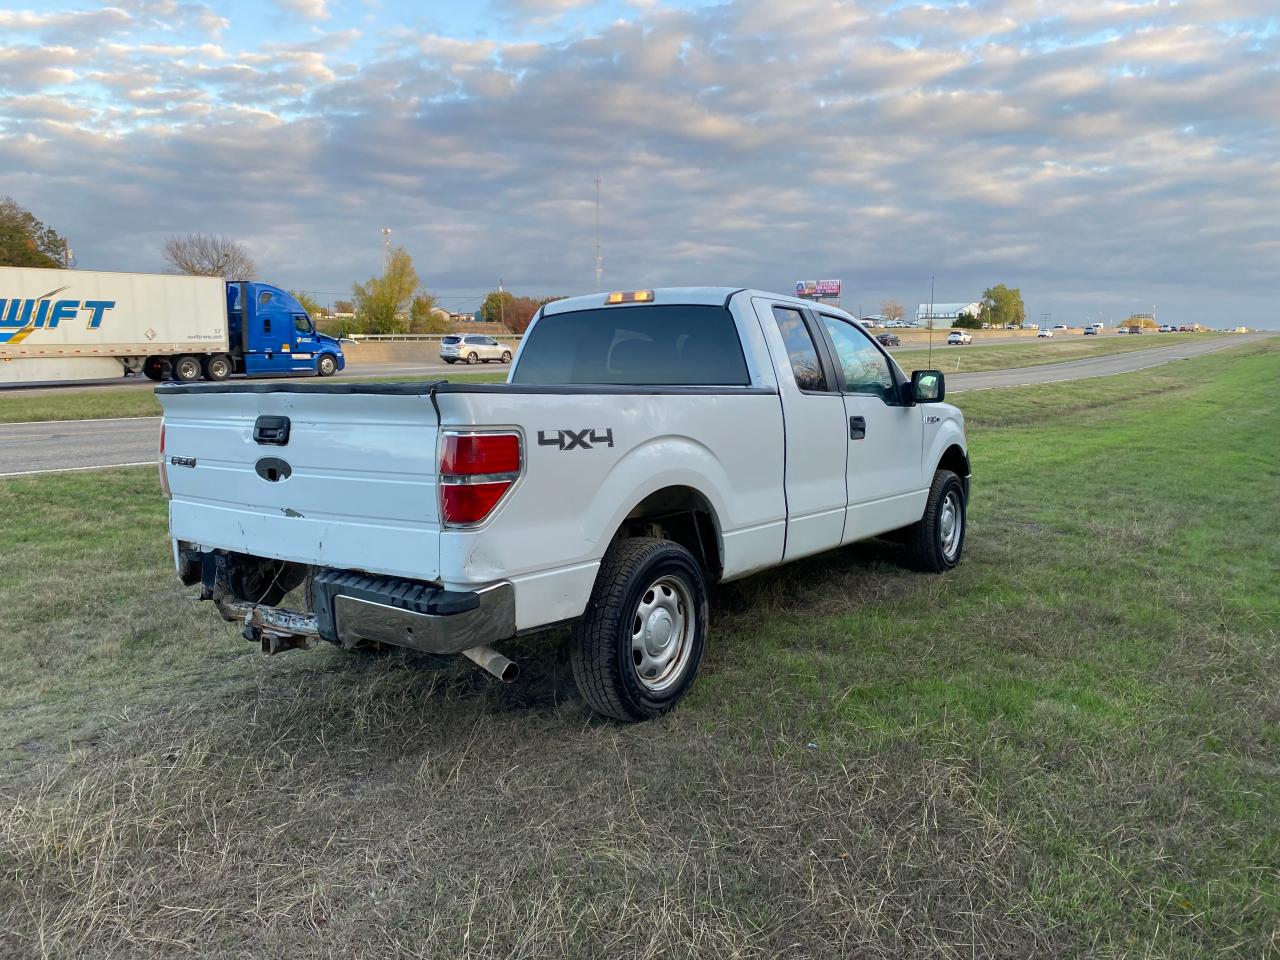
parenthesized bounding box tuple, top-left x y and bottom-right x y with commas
(224, 282, 346, 378)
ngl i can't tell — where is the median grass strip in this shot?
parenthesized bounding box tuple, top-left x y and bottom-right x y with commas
(0, 341, 1276, 957)
(0, 371, 509, 423)
(893, 331, 1226, 375)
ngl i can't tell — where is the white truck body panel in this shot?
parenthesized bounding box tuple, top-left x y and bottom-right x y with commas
(0, 267, 228, 360)
(160, 287, 968, 646)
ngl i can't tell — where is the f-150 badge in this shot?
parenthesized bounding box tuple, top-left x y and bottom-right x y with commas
(538, 428, 615, 450)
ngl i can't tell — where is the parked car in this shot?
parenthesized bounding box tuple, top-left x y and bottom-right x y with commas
(1083, 326, 1097, 336)
(157, 287, 970, 722)
(947, 330, 973, 345)
(876, 332, 901, 347)
(440, 334, 514, 364)
(1038, 328, 1053, 338)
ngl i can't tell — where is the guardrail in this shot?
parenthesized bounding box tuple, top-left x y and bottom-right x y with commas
(347, 333, 526, 343)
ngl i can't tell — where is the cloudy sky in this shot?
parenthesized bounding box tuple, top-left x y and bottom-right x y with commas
(2, 0, 1277, 325)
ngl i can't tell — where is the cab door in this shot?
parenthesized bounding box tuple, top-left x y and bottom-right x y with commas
(753, 298, 848, 561)
(289, 313, 321, 369)
(813, 313, 927, 541)
(242, 287, 295, 375)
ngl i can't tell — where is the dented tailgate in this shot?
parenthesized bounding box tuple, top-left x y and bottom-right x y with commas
(157, 382, 442, 582)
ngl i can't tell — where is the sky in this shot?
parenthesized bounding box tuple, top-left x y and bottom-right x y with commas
(1, 0, 1277, 327)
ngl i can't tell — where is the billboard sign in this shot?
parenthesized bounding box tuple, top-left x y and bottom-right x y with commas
(795, 279, 841, 299)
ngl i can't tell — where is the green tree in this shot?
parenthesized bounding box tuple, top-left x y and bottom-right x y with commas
(480, 290, 515, 326)
(952, 306, 983, 329)
(351, 248, 420, 334)
(291, 290, 325, 318)
(976, 284, 1026, 329)
(0, 197, 69, 268)
(409, 293, 450, 333)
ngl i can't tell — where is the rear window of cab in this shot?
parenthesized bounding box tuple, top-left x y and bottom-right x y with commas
(512, 304, 749, 386)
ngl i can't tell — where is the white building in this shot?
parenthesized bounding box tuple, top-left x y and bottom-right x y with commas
(916, 302, 980, 328)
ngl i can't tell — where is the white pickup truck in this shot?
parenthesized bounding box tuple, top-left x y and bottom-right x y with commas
(159, 288, 970, 721)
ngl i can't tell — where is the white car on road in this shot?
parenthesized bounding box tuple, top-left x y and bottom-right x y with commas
(440, 334, 514, 365)
(947, 330, 973, 345)
(1038, 328, 1053, 338)
(158, 288, 970, 721)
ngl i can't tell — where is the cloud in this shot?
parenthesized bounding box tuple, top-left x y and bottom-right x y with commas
(0, 0, 1276, 324)
(272, 0, 330, 20)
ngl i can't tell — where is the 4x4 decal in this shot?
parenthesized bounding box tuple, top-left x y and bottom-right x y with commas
(538, 428, 615, 450)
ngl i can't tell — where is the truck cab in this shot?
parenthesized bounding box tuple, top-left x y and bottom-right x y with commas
(226, 282, 345, 377)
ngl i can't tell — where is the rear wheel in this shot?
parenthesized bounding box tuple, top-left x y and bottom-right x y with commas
(466, 352, 479, 365)
(173, 355, 203, 382)
(317, 354, 337, 377)
(203, 354, 231, 381)
(570, 537, 707, 722)
(902, 469, 966, 572)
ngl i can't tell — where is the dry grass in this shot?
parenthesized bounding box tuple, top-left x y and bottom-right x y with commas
(0, 341, 1277, 958)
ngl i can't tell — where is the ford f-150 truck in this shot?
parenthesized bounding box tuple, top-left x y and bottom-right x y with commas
(158, 288, 969, 721)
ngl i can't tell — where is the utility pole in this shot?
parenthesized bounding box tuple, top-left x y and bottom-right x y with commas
(381, 227, 391, 267)
(927, 275, 936, 366)
(498, 277, 505, 328)
(593, 176, 603, 291)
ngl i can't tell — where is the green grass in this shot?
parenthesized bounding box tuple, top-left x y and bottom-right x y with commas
(0, 371, 509, 423)
(893, 331, 1226, 374)
(1, 341, 1277, 958)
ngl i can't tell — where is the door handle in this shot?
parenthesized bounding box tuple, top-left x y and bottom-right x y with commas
(849, 415, 866, 440)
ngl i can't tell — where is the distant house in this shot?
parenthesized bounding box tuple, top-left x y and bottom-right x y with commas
(916, 302, 980, 328)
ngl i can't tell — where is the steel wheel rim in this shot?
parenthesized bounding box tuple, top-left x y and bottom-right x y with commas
(939, 491, 962, 559)
(179, 359, 199, 380)
(630, 575, 694, 693)
(211, 359, 229, 377)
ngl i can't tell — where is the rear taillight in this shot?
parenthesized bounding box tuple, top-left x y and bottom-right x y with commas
(439, 431, 521, 526)
(158, 421, 170, 500)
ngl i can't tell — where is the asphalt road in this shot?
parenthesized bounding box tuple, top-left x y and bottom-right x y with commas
(0, 333, 1270, 477)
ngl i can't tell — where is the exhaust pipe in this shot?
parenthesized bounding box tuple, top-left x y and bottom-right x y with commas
(461, 645, 519, 683)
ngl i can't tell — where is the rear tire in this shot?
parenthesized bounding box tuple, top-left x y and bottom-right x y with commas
(466, 352, 479, 365)
(143, 356, 166, 381)
(902, 469, 966, 572)
(173, 355, 203, 383)
(203, 354, 231, 381)
(317, 354, 337, 377)
(570, 537, 707, 722)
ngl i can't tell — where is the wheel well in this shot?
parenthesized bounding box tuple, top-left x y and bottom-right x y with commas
(937, 443, 970, 498)
(617, 486, 722, 582)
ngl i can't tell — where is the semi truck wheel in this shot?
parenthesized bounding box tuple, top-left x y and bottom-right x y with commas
(203, 354, 231, 381)
(317, 354, 337, 377)
(902, 469, 966, 572)
(570, 536, 707, 722)
(173, 355, 203, 382)
(143, 356, 166, 381)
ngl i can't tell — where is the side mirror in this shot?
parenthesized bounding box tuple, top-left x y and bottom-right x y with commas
(911, 370, 945, 403)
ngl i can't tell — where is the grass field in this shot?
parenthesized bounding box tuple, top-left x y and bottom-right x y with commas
(893, 331, 1226, 375)
(0, 335, 1227, 424)
(0, 371, 509, 423)
(1, 342, 1276, 958)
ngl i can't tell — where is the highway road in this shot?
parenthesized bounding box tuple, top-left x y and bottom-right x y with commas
(0, 333, 1270, 477)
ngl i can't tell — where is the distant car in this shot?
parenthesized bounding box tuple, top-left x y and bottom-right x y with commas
(1083, 326, 1097, 335)
(1053, 323, 1068, 330)
(1157, 324, 1174, 333)
(440, 334, 514, 365)
(1128, 326, 1142, 335)
(1038, 328, 1053, 338)
(947, 330, 973, 345)
(876, 332, 901, 347)
(1178, 325, 1190, 332)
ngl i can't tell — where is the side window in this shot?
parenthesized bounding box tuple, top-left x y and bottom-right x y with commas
(293, 314, 312, 334)
(820, 316, 895, 401)
(772, 305, 828, 392)
(258, 291, 273, 308)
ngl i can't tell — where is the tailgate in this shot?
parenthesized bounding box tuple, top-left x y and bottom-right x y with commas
(157, 383, 442, 581)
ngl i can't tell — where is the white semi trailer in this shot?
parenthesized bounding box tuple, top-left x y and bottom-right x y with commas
(0, 266, 345, 385)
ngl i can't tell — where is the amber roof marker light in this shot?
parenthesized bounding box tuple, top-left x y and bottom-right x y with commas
(605, 290, 655, 304)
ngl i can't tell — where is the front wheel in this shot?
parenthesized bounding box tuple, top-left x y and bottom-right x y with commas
(173, 355, 203, 382)
(902, 469, 966, 572)
(570, 537, 707, 722)
(501, 350, 512, 363)
(317, 354, 337, 377)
